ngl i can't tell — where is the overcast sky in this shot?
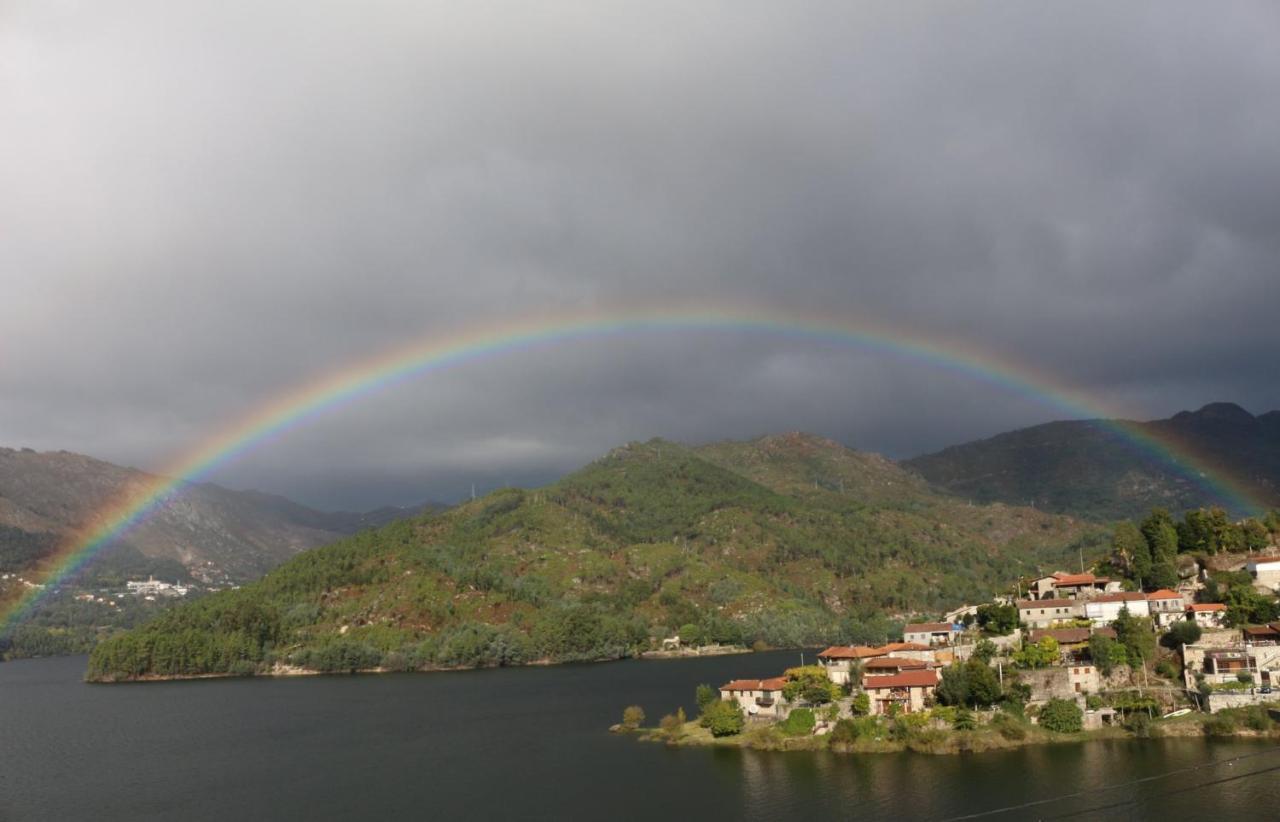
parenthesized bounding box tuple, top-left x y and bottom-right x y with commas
(3, 1, 1279, 509)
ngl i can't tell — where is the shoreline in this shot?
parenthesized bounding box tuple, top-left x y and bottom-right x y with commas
(83, 646, 772, 683)
(628, 714, 1280, 756)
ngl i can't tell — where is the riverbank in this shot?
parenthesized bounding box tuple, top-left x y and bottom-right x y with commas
(639, 644, 751, 660)
(628, 707, 1280, 756)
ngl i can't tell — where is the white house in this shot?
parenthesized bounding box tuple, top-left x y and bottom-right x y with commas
(1084, 592, 1149, 627)
(1187, 603, 1228, 629)
(1246, 555, 1280, 589)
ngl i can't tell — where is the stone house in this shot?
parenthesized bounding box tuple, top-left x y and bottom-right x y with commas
(902, 622, 960, 647)
(863, 669, 938, 716)
(1145, 589, 1187, 628)
(1017, 599, 1085, 629)
(1245, 555, 1280, 589)
(720, 677, 789, 719)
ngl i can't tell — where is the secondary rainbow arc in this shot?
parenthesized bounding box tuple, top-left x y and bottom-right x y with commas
(0, 304, 1265, 636)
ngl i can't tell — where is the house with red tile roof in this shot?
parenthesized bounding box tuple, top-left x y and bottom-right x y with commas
(1187, 602, 1228, 629)
(1029, 571, 1121, 601)
(862, 669, 938, 715)
(1146, 589, 1187, 628)
(719, 677, 789, 718)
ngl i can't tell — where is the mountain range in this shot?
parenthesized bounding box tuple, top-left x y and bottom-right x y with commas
(85, 434, 1107, 679)
(904, 402, 1280, 520)
(0, 446, 438, 585)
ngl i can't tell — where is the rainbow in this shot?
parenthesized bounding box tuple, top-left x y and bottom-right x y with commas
(0, 303, 1267, 635)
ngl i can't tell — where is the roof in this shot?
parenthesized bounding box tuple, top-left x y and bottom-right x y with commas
(817, 645, 887, 660)
(1088, 592, 1148, 604)
(818, 641, 932, 659)
(1246, 555, 1280, 565)
(879, 641, 932, 653)
(1188, 603, 1228, 612)
(863, 670, 939, 689)
(1017, 599, 1079, 609)
(1242, 626, 1280, 637)
(1052, 572, 1109, 585)
(1146, 589, 1183, 601)
(904, 622, 954, 633)
(863, 657, 930, 670)
(721, 677, 787, 692)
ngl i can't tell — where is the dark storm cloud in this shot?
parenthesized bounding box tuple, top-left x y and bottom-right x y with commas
(2, 1, 1278, 508)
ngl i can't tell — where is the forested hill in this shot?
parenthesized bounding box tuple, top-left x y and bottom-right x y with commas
(903, 403, 1280, 521)
(87, 434, 1106, 681)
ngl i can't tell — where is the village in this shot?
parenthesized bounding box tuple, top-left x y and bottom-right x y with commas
(624, 548, 1280, 751)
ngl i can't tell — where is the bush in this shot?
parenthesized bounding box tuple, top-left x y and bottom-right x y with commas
(699, 699, 745, 737)
(1039, 698, 1084, 733)
(695, 684, 718, 712)
(1155, 659, 1181, 680)
(1085, 695, 1104, 711)
(1204, 714, 1238, 737)
(952, 707, 977, 731)
(659, 707, 686, 736)
(1124, 711, 1152, 738)
(622, 705, 646, 730)
(779, 708, 817, 736)
(1237, 672, 1254, 684)
(1161, 620, 1202, 649)
(851, 692, 871, 716)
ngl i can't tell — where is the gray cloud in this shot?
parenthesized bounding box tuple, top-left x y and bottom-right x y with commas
(2, 1, 1279, 508)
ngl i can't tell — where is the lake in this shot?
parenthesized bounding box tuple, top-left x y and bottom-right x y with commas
(0, 651, 1274, 820)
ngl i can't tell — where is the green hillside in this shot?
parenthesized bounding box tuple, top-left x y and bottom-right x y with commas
(86, 435, 1106, 681)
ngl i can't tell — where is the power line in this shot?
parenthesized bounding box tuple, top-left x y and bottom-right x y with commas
(940, 744, 1280, 821)
(1040, 760, 1280, 821)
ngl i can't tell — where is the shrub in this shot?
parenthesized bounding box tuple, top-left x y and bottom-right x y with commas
(1161, 620, 1202, 649)
(952, 707, 977, 731)
(1085, 695, 1104, 711)
(1155, 659, 1180, 680)
(1237, 672, 1254, 685)
(779, 708, 817, 736)
(1124, 711, 1152, 738)
(830, 718, 860, 746)
(695, 684, 718, 712)
(699, 699, 745, 737)
(851, 692, 871, 716)
(1039, 698, 1084, 733)
(1204, 714, 1238, 737)
(622, 705, 646, 730)
(659, 707, 687, 736)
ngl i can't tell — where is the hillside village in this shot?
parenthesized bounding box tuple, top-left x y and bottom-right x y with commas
(631, 508, 1280, 748)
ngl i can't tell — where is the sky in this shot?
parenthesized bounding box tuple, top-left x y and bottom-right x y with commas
(2, 1, 1279, 510)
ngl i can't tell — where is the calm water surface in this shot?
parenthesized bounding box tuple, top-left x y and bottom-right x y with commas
(1, 652, 1274, 820)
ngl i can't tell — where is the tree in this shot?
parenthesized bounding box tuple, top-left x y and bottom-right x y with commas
(1039, 698, 1083, 733)
(782, 665, 839, 704)
(1013, 636, 1059, 669)
(976, 603, 1019, 636)
(622, 705, 645, 730)
(936, 659, 1002, 708)
(1140, 510, 1179, 585)
(1113, 521, 1151, 583)
(1112, 609, 1155, 669)
(851, 692, 871, 716)
(1088, 633, 1128, 676)
(699, 699, 745, 737)
(1241, 519, 1270, 552)
(972, 638, 998, 664)
(695, 683, 718, 712)
(1161, 620, 1202, 650)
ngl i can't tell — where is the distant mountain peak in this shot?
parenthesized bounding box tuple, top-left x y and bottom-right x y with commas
(1173, 402, 1256, 425)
